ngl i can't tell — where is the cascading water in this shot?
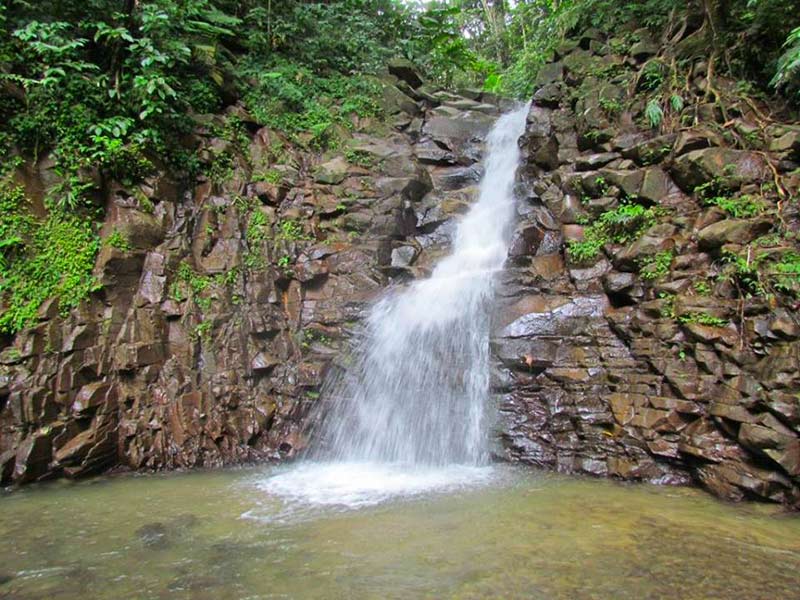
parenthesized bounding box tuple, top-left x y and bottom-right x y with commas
(260, 103, 531, 509)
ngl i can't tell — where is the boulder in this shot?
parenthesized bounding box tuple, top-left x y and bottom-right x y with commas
(381, 83, 419, 116)
(598, 168, 644, 197)
(697, 218, 773, 249)
(575, 152, 619, 171)
(739, 419, 800, 476)
(14, 433, 52, 482)
(387, 58, 423, 89)
(251, 353, 279, 373)
(71, 382, 114, 417)
(422, 109, 494, 154)
(390, 245, 417, 268)
(638, 167, 670, 203)
(314, 157, 349, 185)
(769, 130, 800, 158)
(533, 83, 563, 108)
(508, 224, 547, 259)
(534, 62, 564, 88)
(671, 148, 769, 191)
(613, 225, 675, 271)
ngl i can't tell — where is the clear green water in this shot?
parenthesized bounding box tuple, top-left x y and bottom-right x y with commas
(1, 465, 799, 599)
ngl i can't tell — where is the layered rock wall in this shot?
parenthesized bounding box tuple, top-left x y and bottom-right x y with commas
(492, 28, 800, 506)
(0, 70, 505, 484)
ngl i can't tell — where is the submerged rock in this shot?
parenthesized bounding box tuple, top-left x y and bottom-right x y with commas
(136, 522, 169, 549)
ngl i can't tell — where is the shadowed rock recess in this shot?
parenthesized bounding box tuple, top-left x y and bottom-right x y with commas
(2, 36, 800, 509)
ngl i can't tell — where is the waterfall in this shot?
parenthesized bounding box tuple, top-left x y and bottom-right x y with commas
(262, 103, 530, 507)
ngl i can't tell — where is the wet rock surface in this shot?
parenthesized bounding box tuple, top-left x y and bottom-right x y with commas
(492, 32, 800, 508)
(0, 66, 505, 485)
(2, 43, 799, 512)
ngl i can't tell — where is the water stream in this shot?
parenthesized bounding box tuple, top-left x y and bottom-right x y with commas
(262, 104, 531, 508)
(2, 467, 799, 599)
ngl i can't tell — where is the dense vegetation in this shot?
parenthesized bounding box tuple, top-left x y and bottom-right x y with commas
(0, 0, 798, 334)
(451, 0, 800, 100)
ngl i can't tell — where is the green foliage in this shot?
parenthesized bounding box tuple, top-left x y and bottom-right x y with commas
(772, 26, 800, 97)
(193, 319, 213, 341)
(263, 1, 404, 74)
(567, 202, 658, 263)
(597, 203, 658, 243)
(567, 237, 606, 263)
(169, 261, 213, 311)
(705, 194, 766, 218)
(276, 253, 294, 276)
(0, 185, 100, 333)
(345, 149, 374, 168)
(679, 312, 729, 327)
(721, 249, 765, 297)
(491, 0, 799, 104)
(645, 99, 664, 129)
(300, 328, 332, 350)
(694, 176, 767, 218)
(0, 0, 246, 198)
(693, 280, 712, 295)
(277, 220, 310, 241)
(658, 292, 676, 319)
(104, 229, 131, 252)
(252, 169, 282, 184)
(244, 209, 270, 270)
(599, 97, 622, 114)
(718, 246, 800, 298)
(771, 251, 800, 295)
(640, 61, 666, 91)
(241, 64, 383, 149)
(639, 250, 673, 280)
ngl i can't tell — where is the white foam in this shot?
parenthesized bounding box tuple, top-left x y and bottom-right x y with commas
(251, 462, 496, 511)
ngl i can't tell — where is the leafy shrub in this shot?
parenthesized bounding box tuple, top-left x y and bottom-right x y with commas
(567, 203, 657, 263)
(639, 250, 673, 280)
(719, 244, 800, 298)
(679, 312, 729, 327)
(0, 186, 100, 333)
(169, 261, 213, 310)
(104, 229, 131, 252)
(640, 61, 666, 91)
(244, 210, 270, 270)
(772, 26, 800, 98)
(241, 64, 382, 149)
(645, 99, 664, 129)
(771, 251, 800, 295)
(705, 194, 766, 218)
(345, 149, 374, 167)
(277, 220, 310, 241)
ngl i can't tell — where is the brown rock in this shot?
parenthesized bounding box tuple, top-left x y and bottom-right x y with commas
(671, 148, 769, 192)
(14, 433, 52, 482)
(71, 382, 114, 416)
(697, 218, 773, 250)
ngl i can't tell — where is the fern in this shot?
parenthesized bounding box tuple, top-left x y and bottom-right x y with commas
(772, 26, 800, 93)
(645, 99, 664, 129)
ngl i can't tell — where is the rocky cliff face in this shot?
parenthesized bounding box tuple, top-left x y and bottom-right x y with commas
(2, 32, 799, 510)
(0, 65, 507, 484)
(492, 28, 800, 507)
